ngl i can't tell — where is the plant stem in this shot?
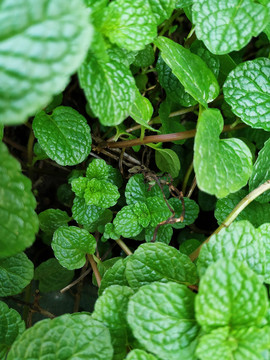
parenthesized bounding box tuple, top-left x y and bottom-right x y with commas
(87, 254, 101, 287)
(182, 161, 194, 196)
(189, 180, 270, 261)
(115, 239, 133, 256)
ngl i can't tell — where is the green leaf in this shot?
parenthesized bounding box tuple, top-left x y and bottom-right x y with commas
(79, 52, 136, 126)
(107, 46, 137, 68)
(0, 301, 25, 359)
(32, 107, 92, 166)
(197, 221, 267, 281)
(194, 109, 253, 198)
(125, 243, 198, 290)
(34, 258, 74, 293)
(92, 257, 121, 287)
(33, 142, 48, 161)
(52, 226, 96, 270)
(260, 223, 270, 284)
(127, 282, 199, 360)
(0, 253, 34, 296)
(249, 138, 270, 203)
(0, 124, 3, 140)
(0, 143, 39, 258)
(114, 205, 144, 238)
(192, 0, 269, 55)
(132, 45, 155, 68)
(196, 326, 270, 360)
(195, 259, 268, 330)
(99, 259, 129, 295)
(224, 58, 270, 131)
(146, 0, 176, 25)
(179, 239, 202, 256)
(190, 40, 220, 78)
(7, 314, 113, 360)
(145, 224, 173, 244)
(176, 0, 193, 7)
(86, 159, 109, 180)
(38, 209, 71, 235)
(168, 197, 200, 229)
(102, 223, 121, 242)
(146, 196, 172, 227)
(155, 36, 219, 107)
(154, 147, 180, 178)
(93, 285, 134, 360)
(101, 0, 157, 51)
(84, 209, 113, 233)
(215, 189, 270, 228)
(84, 179, 120, 208)
(156, 56, 197, 107)
(71, 177, 89, 198)
(125, 349, 158, 360)
(133, 202, 151, 228)
(72, 196, 104, 226)
(0, 0, 92, 125)
(130, 90, 156, 132)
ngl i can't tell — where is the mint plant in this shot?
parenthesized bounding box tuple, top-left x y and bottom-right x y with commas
(1, 0, 270, 359)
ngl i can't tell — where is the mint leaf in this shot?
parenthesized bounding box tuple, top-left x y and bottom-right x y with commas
(32, 107, 92, 166)
(192, 0, 269, 54)
(146, 197, 171, 227)
(196, 259, 268, 330)
(215, 189, 270, 228)
(127, 282, 199, 360)
(79, 52, 136, 126)
(101, 0, 157, 51)
(71, 178, 89, 198)
(0, 124, 3, 140)
(86, 159, 109, 180)
(0, 253, 33, 296)
(38, 209, 71, 235)
(72, 197, 104, 226)
(84, 179, 120, 208)
(125, 349, 158, 360)
(249, 138, 270, 203)
(114, 205, 145, 238)
(0, 143, 39, 258)
(125, 243, 198, 290)
(106, 46, 137, 68)
(154, 147, 180, 178)
(130, 90, 155, 132)
(0, 0, 92, 125)
(155, 36, 219, 107)
(0, 301, 25, 359)
(133, 45, 155, 68)
(99, 259, 129, 295)
(92, 257, 121, 287)
(224, 58, 270, 131)
(7, 314, 113, 360)
(146, 0, 176, 25)
(34, 258, 74, 293)
(145, 224, 173, 244)
(194, 109, 253, 198)
(92, 285, 134, 360)
(197, 221, 266, 281)
(176, 0, 193, 7)
(168, 197, 199, 229)
(52, 226, 96, 270)
(190, 40, 220, 78)
(84, 209, 113, 233)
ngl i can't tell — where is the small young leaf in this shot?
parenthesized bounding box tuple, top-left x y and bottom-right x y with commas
(34, 258, 74, 293)
(99, 258, 129, 295)
(101, 0, 157, 51)
(194, 109, 253, 198)
(133, 45, 155, 68)
(130, 90, 155, 132)
(0, 0, 92, 125)
(154, 148, 180, 178)
(155, 36, 219, 107)
(52, 226, 96, 270)
(192, 0, 269, 54)
(38, 209, 71, 235)
(0, 143, 39, 258)
(92, 285, 134, 360)
(72, 196, 104, 226)
(127, 282, 199, 360)
(71, 177, 89, 198)
(168, 197, 200, 229)
(0, 301, 25, 359)
(249, 138, 270, 203)
(196, 259, 268, 330)
(86, 159, 109, 180)
(32, 107, 92, 166)
(84, 179, 120, 208)
(0, 253, 34, 296)
(125, 243, 198, 290)
(224, 58, 270, 131)
(146, 196, 172, 227)
(79, 52, 136, 126)
(125, 349, 158, 360)
(114, 205, 144, 238)
(7, 314, 113, 360)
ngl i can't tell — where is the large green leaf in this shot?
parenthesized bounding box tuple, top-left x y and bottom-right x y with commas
(99, 259, 129, 295)
(52, 226, 96, 270)
(146, 0, 176, 25)
(196, 259, 268, 331)
(92, 285, 134, 360)
(194, 109, 253, 198)
(249, 138, 270, 203)
(101, 0, 157, 51)
(0, 301, 25, 359)
(127, 282, 199, 360)
(224, 58, 270, 131)
(125, 349, 158, 360)
(38, 209, 71, 235)
(32, 107, 92, 166)
(0, 144, 39, 258)
(192, 0, 269, 54)
(155, 36, 219, 107)
(0, 253, 34, 296)
(0, 0, 92, 125)
(197, 221, 268, 281)
(79, 52, 136, 126)
(7, 314, 113, 360)
(125, 243, 198, 290)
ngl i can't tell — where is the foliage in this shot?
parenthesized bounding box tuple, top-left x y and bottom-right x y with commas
(1, 0, 270, 359)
